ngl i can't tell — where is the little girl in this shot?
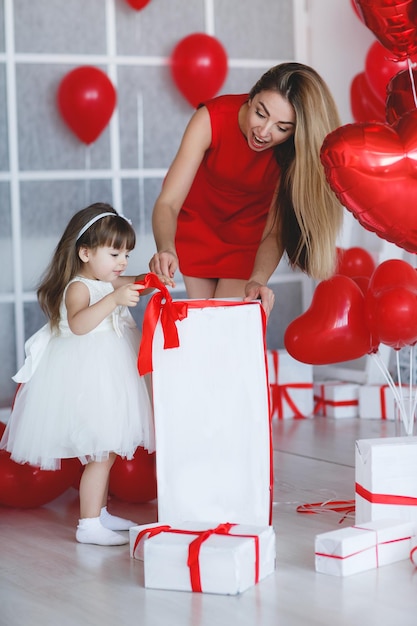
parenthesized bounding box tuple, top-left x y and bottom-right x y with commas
(0, 203, 174, 546)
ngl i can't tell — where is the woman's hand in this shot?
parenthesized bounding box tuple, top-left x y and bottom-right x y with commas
(149, 250, 179, 279)
(244, 281, 275, 318)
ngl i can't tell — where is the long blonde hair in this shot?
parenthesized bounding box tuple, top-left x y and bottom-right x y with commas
(249, 63, 343, 280)
(37, 203, 136, 330)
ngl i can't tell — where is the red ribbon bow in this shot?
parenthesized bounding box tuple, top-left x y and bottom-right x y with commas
(137, 273, 188, 375)
(137, 273, 267, 375)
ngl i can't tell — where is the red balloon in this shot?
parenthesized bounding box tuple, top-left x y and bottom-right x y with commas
(57, 66, 116, 144)
(0, 452, 79, 509)
(364, 260, 417, 349)
(368, 259, 417, 295)
(170, 33, 228, 108)
(365, 41, 417, 103)
(350, 72, 386, 123)
(284, 275, 373, 365)
(109, 447, 157, 503)
(125, 0, 151, 9)
(352, 275, 370, 296)
(320, 110, 417, 253)
(336, 246, 376, 278)
(366, 287, 417, 349)
(354, 0, 417, 59)
(386, 68, 417, 124)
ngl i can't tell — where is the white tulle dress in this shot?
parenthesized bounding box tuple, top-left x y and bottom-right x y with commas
(1, 277, 155, 470)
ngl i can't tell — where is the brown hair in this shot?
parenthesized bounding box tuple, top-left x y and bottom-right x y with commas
(37, 202, 136, 330)
(250, 62, 343, 279)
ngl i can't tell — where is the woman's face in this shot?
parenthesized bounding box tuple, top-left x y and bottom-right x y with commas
(241, 90, 295, 152)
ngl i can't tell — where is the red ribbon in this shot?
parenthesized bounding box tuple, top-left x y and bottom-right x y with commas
(297, 500, 355, 524)
(356, 482, 417, 506)
(379, 385, 389, 420)
(133, 523, 261, 592)
(269, 350, 312, 419)
(271, 383, 313, 419)
(137, 273, 267, 375)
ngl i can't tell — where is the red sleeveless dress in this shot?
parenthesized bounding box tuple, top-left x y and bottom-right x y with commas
(175, 94, 280, 280)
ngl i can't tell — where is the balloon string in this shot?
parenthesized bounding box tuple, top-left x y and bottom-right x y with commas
(407, 57, 417, 109)
(370, 350, 403, 410)
(85, 146, 91, 205)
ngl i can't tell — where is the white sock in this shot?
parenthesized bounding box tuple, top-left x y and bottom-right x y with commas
(76, 516, 129, 546)
(99, 506, 137, 531)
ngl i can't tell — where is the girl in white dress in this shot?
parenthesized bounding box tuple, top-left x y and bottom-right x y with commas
(1, 203, 174, 546)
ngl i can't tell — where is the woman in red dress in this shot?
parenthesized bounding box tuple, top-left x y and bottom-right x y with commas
(149, 63, 343, 317)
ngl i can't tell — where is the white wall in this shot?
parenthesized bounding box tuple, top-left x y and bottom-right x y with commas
(294, 0, 375, 124)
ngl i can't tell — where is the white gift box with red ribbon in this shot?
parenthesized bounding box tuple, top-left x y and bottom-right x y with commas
(313, 381, 360, 418)
(129, 522, 276, 595)
(358, 384, 396, 420)
(315, 518, 416, 576)
(267, 349, 313, 419)
(355, 437, 417, 524)
(137, 276, 273, 527)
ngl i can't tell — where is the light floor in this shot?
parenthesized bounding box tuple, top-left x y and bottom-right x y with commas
(1, 417, 416, 626)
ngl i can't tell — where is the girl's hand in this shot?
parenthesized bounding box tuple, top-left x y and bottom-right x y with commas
(149, 250, 178, 279)
(113, 283, 144, 308)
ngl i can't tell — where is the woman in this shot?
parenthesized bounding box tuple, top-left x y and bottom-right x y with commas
(149, 62, 343, 317)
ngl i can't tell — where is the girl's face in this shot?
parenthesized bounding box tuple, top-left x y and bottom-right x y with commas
(78, 244, 131, 282)
(241, 90, 295, 152)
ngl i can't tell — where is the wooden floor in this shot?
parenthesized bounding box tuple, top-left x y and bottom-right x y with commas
(1, 417, 416, 626)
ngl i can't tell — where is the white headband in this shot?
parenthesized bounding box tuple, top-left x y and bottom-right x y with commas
(76, 212, 131, 242)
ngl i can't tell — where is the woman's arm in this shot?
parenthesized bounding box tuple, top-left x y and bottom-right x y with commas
(149, 106, 212, 278)
(244, 201, 283, 317)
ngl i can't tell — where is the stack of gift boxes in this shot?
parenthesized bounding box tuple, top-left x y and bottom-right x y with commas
(130, 299, 278, 595)
(130, 284, 416, 590)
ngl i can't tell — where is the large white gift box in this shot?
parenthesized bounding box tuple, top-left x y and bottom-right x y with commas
(138, 278, 272, 526)
(313, 381, 359, 418)
(267, 349, 313, 419)
(315, 519, 416, 576)
(129, 522, 276, 595)
(355, 437, 417, 524)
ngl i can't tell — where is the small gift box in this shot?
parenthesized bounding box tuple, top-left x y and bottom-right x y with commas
(313, 381, 359, 418)
(267, 349, 313, 419)
(358, 384, 397, 420)
(355, 437, 417, 524)
(315, 519, 416, 576)
(130, 522, 276, 595)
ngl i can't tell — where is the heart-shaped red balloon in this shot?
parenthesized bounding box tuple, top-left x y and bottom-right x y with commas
(365, 260, 417, 349)
(284, 275, 373, 365)
(368, 259, 417, 295)
(336, 246, 376, 279)
(365, 41, 417, 102)
(321, 110, 417, 253)
(354, 0, 417, 59)
(386, 67, 417, 124)
(350, 72, 386, 123)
